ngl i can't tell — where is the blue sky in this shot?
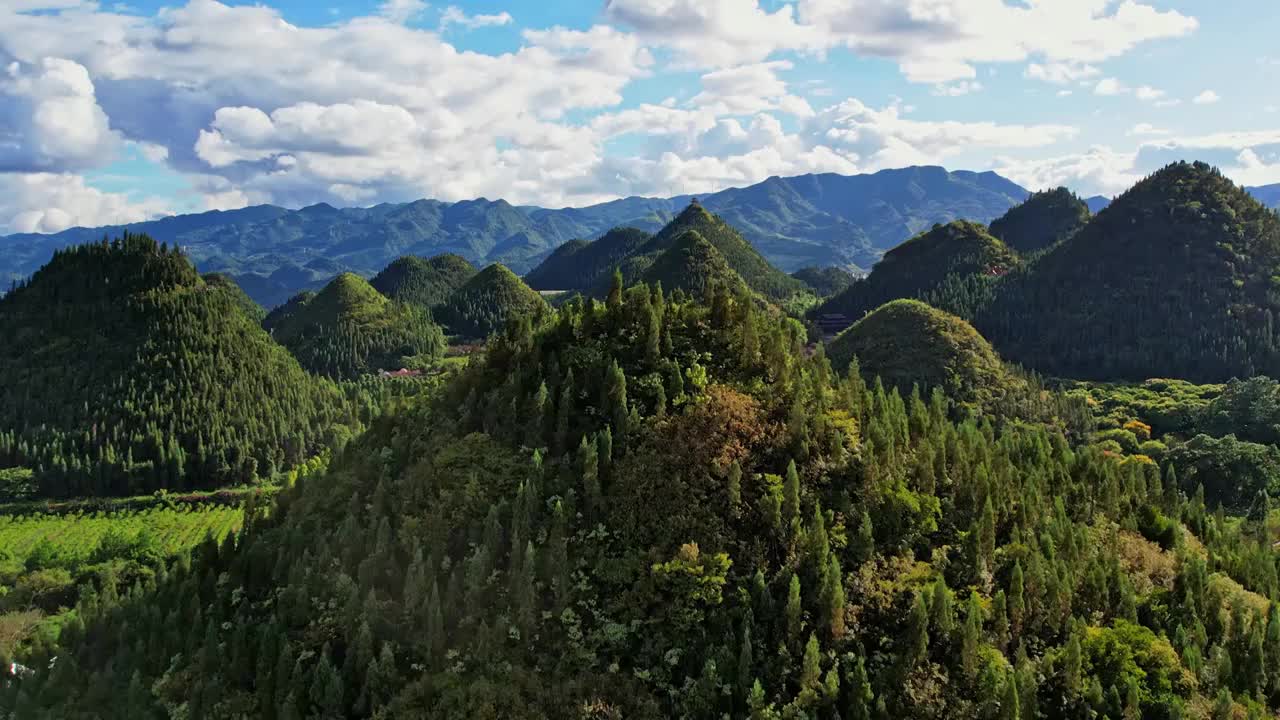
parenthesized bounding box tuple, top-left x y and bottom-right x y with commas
(0, 0, 1277, 233)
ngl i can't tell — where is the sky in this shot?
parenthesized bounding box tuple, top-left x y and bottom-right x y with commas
(0, 0, 1277, 235)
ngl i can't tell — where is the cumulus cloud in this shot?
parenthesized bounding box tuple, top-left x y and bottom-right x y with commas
(379, 0, 428, 24)
(0, 172, 169, 234)
(0, 57, 118, 172)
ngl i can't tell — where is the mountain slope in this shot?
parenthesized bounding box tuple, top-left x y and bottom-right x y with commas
(369, 254, 478, 309)
(523, 227, 653, 292)
(0, 234, 347, 497)
(636, 230, 748, 297)
(815, 220, 1019, 321)
(433, 263, 549, 339)
(791, 266, 855, 297)
(979, 161, 1280, 381)
(635, 203, 808, 301)
(19, 274, 1262, 719)
(1, 167, 1030, 305)
(265, 273, 446, 379)
(988, 187, 1091, 254)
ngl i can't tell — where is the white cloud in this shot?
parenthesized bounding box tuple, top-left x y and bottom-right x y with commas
(603, 0, 824, 69)
(1193, 90, 1221, 105)
(439, 6, 514, 32)
(690, 61, 814, 117)
(1094, 78, 1126, 96)
(1057, 90, 1073, 97)
(1135, 86, 1165, 102)
(0, 172, 169, 234)
(605, 0, 1196, 82)
(1025, 62, 1100, 85)
(0, 57, 118, 172)
(1127, 123, 1170, 136)
(379, 0, 428, 24)
(993, 146, 1141, 196)
(933, 81, 983, 97)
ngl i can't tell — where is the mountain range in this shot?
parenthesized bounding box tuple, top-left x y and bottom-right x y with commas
(0, 166, 1029, 307)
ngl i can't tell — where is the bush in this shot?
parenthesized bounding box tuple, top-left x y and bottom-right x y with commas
(1096, 428, 1140, 454)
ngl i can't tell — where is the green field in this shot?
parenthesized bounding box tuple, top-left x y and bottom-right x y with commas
(0, 504, 243, 572)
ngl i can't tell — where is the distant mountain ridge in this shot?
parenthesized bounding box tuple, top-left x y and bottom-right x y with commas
(1251, 183, 1280, 209)
(0, 166, 1030, 306)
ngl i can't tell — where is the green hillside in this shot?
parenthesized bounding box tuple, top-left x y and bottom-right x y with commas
(202, 272, 266, 322)
(524, 227, 653, 292)
(433, 263, 549, 339)
(369, 254, 477, 309)
(978, 161, 1280, 382)
(18, 276, 1280, 719)
(640, 203, 808, 301)
(791, 266, 855, 297)
(265, 273, 446, 379)
(988, 187, 1091, 254)
(636, 230, 748, 298)
(828, 299, 1008, 409)
(815, 221, 1019, 321)
(0, 234, 348, 497)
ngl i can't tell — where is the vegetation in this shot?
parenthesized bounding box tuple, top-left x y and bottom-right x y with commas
(265, 273, 447, 380)
(815, 221, 1019, 322)
(636, 230, 749, 297)
(978, 162, 1280, 382)
(369, 254, 477, 310)
(12, 162, 1280, 720)
(524, 228, 653, 292)
(432, 263, 549, 340)
(791, 266, 855, 297)
(988, 188, 1091, 255)
(827, 299, 1008, 411)
(0, 235, 352, 498)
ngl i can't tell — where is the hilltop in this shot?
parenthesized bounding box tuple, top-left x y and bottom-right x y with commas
(828, 299, 1008, 409)
(814, 220, 1019, 321)
(0, 234, 347, 497)
(988, 187, 1091, 254)
(433, 263, 549, 339)
(369, 254, 478, 309)
(265, 273, 446, 379)
(978, 161, 1280, 382)
(636, 230, 748, 297)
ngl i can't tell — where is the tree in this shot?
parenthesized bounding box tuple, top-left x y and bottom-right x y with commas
(784, 459, 801, 527)
(846, 653, 873, 720)
(727, 460, 743, 516)
(902, 591, 930, 676)
(786, 573, 803, 644)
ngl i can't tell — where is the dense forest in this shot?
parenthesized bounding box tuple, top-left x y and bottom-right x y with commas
(8, 161, 1280, 720)
(0, 235, 354, 498)
(987, 189, 1091, 255)
(432, 263, 549, 340)
(815, 221, 1019, 322)
(976, 162, 1280, 383)
(369, 254, 478, 310)
(264, 273, 447, 380)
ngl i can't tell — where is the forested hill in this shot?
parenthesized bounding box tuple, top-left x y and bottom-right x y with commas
(977, 161, 1280, 382)
(17, 272, 1280, 719)
(432, 263, 549, 340)
(264, 273, 447, 380)
(0, 234, 350, 498)
(814, 220, 1019, 321)
(987, 188, 1091, 255)
(0, 166, 1029, 306)
(369, 254, 477, 310)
